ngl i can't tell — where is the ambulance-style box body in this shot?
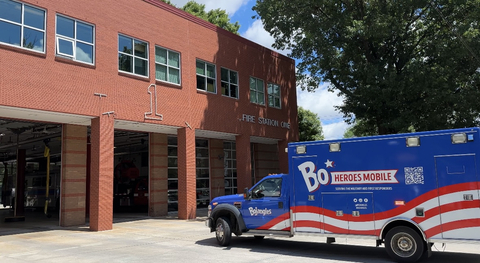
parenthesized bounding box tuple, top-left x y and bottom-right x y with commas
(206, 127, 480, 263)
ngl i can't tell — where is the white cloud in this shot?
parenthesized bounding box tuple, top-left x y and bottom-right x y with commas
(323, 121, 351, 140)
(297, 84, 351, 140)
(168, 0, 248, 15)
(241, 19, 289, 56)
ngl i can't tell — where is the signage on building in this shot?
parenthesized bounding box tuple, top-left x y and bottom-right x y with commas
(239, 114, 291, 129)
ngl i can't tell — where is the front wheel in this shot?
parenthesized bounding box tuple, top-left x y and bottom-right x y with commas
(215, 217, 232, 246)
(385, 226, 425, 263)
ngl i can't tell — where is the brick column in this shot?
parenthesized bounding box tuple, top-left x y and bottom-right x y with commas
(278, 140, 289, 174)
(60, 124, 87, 227)
(209, 139, 224, 199)
(236, 135, 251, 192)
(177, 127, 196, 219)
(89, 115, 114, 231)
(149, 133, 168, 217)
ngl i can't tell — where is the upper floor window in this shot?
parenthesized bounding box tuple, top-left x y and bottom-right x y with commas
(118, 34, 148, 77)
(196, 60, 216, 93)
(268, 83, 281, 108)
(155, 46, 180, 85)
(221, 68, 238, 99)
(0, 0, 45, 52)
(250, 77, 265, 105)
(56, 15, 94, 64)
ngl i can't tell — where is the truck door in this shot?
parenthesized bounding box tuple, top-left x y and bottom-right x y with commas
(435, 154, 480, 239)
(323, 193, 375, 235)
(242, 177, 289, 230)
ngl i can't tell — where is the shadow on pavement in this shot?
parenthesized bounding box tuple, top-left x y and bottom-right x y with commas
(195, 236, 480, 263)
(0, 207, 208, 237)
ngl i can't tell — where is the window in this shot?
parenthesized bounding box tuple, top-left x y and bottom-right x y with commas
(0, 0, 45, 52)
(250, 77, 265, 105)
(118, 34, 148, 77)
(251, 178, 282, 198)
(268, 83, 281, 108)
(196, 60, 216, 93)
(167, 136, 178, 211)
(221, 68, 238, 99)
(55, 15, 94, 64)
(224, 141, 237, 195)
(196, 139, 210, 207)
(155, 46, 180, 85)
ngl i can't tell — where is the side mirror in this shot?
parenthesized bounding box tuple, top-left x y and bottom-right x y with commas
(243, 187, 250, 200)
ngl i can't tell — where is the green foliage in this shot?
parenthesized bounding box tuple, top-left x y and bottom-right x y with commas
(298, 107, 324, 141)
(343, 120, 378, 138)
(254, 0, 480, 134)
(159, 0, 174, 5)
(182, 1, 240, 34)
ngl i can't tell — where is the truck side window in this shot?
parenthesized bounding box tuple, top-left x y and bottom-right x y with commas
(251, 178, 282, 198)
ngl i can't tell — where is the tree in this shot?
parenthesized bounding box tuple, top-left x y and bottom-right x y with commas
(298, 107, 324, 141)
(159, 0, 173, 5)
(343, 120, 377, 138)
(182, 1, 240, 34)
(254, 1, 480, 135)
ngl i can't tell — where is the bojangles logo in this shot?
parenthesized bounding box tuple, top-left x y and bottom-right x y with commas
(298, 161, 398, 192)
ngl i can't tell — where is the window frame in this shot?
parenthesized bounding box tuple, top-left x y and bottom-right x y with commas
(155, 45, 181, 85)
(249, 76, 265, 105)
(196, 59, 216, 94)
(0, 0, 46, 53)
(267, 83, 281, 109)
(55, 14, 95, 65)
(220, 67, 239, 99)
(118, 33, 149, 77)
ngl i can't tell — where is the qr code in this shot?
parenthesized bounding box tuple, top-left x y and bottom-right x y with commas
(404, 167, 424, 185)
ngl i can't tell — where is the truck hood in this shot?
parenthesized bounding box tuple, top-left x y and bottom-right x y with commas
(211, 194, 244, 204)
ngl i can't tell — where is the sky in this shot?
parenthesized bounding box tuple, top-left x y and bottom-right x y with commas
(169, 0, 350, 140)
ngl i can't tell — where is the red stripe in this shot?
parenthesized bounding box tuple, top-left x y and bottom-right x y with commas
(413, 200, 480, 224)
(260, 183, 478, 233)
(295, 183, 478, 221)
(293, 220, 323, 229)
(257, 212, 290, 230)
(424, 219, 480, 238)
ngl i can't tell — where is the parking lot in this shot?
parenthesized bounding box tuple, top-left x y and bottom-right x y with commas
(1, 210, 479, 263)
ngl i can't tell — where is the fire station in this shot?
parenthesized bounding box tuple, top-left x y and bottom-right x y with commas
(0, 0, 298, 230)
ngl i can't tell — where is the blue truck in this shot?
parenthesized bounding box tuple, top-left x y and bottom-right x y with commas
(206, 128, 480, 263)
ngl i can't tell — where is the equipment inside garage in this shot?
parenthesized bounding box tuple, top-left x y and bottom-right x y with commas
(0, 118, 62, 223)
(113, 131, 149, 214)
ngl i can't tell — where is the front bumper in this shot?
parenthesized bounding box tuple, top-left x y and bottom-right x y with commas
(205, 217, 213, 229)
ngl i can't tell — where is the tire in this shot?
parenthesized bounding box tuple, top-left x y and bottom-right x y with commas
(215, 217, 232, 246)
(385, 226, 425, 263)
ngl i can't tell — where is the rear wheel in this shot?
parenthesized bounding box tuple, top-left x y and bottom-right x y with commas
(385, 226, 425, 263)
(215, 217, 232, 246)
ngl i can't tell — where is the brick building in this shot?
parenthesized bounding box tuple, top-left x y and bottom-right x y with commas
(0, 0, 298, 230)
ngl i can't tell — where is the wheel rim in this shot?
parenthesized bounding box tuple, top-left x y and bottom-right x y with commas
(216, 223, 224, 240)
(391, 232, 417, 258)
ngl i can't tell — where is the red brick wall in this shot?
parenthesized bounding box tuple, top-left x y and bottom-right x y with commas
(253, 144, 280, 183)
(61, 124, 88, 226)
(177, 127, 196, 219)
(209, 139, 225, 199)
(0, 0, 298, 144)
(149, 133, 168, 216)
(89, 115, 114, 231)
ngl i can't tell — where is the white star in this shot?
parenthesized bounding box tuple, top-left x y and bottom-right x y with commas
(325, 159, 334, 168)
